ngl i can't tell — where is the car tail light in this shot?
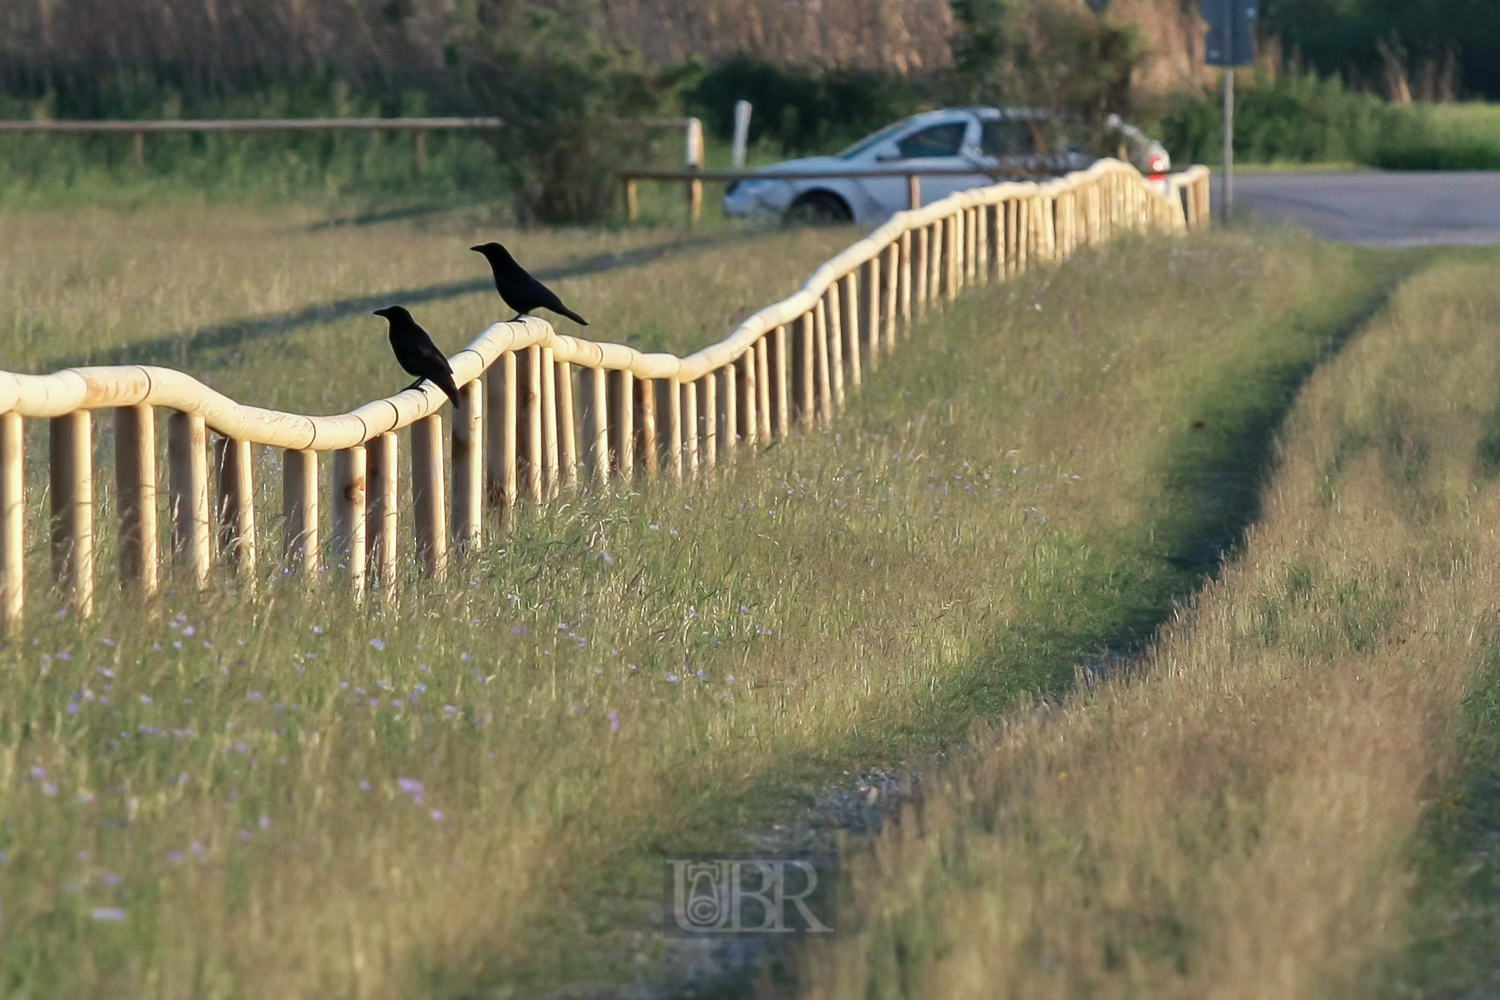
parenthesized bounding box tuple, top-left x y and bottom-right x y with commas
(1149, 154, 1169, 174)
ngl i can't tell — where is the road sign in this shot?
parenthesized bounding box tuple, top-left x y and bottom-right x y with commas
(1202, 0, 1257, 67)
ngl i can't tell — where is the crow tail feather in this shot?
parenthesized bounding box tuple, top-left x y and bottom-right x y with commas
(555, 305, 589, 327)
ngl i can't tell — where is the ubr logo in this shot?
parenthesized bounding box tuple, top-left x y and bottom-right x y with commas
(663, 853, 837, 937)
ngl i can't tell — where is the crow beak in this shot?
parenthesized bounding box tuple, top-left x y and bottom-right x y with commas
(469, 245, 485, 253)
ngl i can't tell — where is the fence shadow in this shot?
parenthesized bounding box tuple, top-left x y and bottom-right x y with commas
(44, 234, 733, 372)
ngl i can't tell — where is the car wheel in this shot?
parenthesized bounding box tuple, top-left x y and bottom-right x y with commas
(785, 192, 853, 226)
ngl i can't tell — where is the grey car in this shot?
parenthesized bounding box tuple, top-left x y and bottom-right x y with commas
(723, 107, 1170, 227)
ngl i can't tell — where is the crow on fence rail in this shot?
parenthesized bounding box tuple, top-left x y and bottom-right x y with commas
(471, 242, 590, 326)
(373, 305, 462, 407)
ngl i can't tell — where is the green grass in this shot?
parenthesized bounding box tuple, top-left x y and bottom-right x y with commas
(770, 246, 1500, 1000)
(0, 195, 1407, 996)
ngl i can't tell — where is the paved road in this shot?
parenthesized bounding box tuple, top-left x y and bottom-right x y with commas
(1230, 171, 1500, 247)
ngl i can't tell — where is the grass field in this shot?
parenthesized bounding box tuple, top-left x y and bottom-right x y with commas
(0, 194, 1412, 997)
(771, 245, 1500, 998)
(0, 202, 850, 407)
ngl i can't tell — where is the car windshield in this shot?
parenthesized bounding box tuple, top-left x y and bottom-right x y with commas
(837, 119, 918, 160)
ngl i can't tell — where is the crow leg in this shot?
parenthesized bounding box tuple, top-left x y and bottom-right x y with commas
(404, 377, 426, 392)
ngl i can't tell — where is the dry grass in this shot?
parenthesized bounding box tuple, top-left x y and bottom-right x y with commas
(0, 203, 854, 409)
(0, 203, 1395, 997)
(775, 247, 1500, 999)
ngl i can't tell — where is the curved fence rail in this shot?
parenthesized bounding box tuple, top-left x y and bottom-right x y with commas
(0, 160, 1211, 630)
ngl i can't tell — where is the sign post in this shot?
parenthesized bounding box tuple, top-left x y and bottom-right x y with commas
(1202, 0, 1257, 223)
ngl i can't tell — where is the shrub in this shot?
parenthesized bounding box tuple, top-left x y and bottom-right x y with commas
(466, 5, 670, 224)
(1149, 71, 1500, 170)
(949, 0, 1145, 124)
(684, 56, 922, 155)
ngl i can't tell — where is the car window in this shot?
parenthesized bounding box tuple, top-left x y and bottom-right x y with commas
(981, 120, 1036, 157)
(896, 122, 967, 159)
(838, 119, 917, 159)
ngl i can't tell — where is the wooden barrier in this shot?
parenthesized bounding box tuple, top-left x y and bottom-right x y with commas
(0, 161, 1209, 624)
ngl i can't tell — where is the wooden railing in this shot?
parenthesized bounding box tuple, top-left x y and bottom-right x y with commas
(0, 115, 702, 175)
(0, 160, 1211, 631)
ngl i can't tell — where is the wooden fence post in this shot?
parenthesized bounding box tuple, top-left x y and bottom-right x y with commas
(0, 412, 22, 633)
(685, 117, 704, 227)
(637, 377, 658, 477)
(754, 338, 772, 445)
(331, 446, 367, 594)
(697, 374, 717, 471)
(682, 379, 699, 476)
(367, 431, 398, 589)
(988, 203, 1002, 280)
(949, 211, 963, 298)
(540, 346, 560, 498)
(888, 242, 904, 344)
(718, 365, 737, 461)
(608, 370, 635, 481)
(412, 414, 447, 579)
(842, 271, 861, 390)
(976, 202, 989, 283)
(1020, 198, 1032, 272)
(934, 220, 949, 304)
(814, 303, 833, 426)
(1044, 195, 1057, 259)
(864, 256, 881, 371)
(214, 436, 256, 581)
(772, 324, 791, 440)
(792, 313, 815, 430)
(663, 377, 683, 480)
(907, 173, 921, 211)
(517, 345, 543, 504)
(167, 411, 209, 590)
(557, 360, 579, 487)
(823, 292, 844, 414)
(736, 349, 758, 449)
(51, 411, 93, 616)
(486, 351, 518, 513)
(579, 367, 609, 487)
(452, 378, 483, 551)
(116, 404, 157, 597)
(1002, 199, 1013, 273)
(282, 448, 319, 574)
(915, 225, 930, 313)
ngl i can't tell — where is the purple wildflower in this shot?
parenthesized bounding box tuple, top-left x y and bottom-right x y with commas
(396, 778, 424, 804)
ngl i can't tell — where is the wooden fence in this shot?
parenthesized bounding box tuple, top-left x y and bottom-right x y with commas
(0, 160, 1211, 631)
(0, 115, 702, 175)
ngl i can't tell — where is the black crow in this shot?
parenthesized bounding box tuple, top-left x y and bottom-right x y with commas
(470, 242, 589, 326)
(373, 305, 461, 407)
